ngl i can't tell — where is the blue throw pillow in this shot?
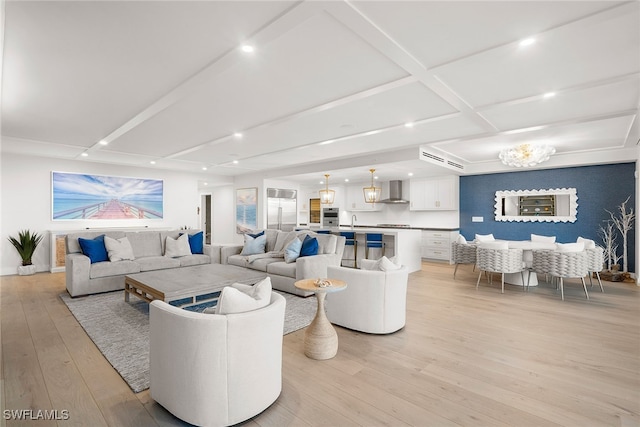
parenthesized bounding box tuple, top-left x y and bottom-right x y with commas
(78, 235, 109, 264)
(247, 230, 265, 239)
(300, 235, 319, 257)
(181, 231, 204, 254)
(284, 237, 303, 263)
(241, 234, 267, 255)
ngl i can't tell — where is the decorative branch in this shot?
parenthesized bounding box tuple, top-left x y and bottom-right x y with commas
(606, 196, 635, 273)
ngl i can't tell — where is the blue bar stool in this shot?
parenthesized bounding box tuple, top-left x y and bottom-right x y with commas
(365, 233, 385, 260)
(316, 230, 331, 234)
(340, 231, 358, 268)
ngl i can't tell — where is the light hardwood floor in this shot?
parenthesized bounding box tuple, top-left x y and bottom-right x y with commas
(2, 262, 639, 427)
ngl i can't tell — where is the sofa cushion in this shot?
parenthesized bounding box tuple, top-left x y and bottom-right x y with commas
(78, 235, 109, 264)
(178, 254, 211, 267)
(479, 241, 509, 250)
(300, 235, 319, 257)
(67, 231, 126, 254)
(89, 260, 140, 279)
(475, 233, 495, 242)
(248, 258, 280, 272)
(136, 256, 181, 271)
(214, 277, 272, 314)
(284, 237, 303, 263)
(266, 261, 296, 278)
(241, 234, 266, 255)
(165, 234, 192, 258)
(315, 233, 337, 254)
(264, 229, 280, 252)
(556, 242, 585, 252)
(104, 236, 136, 261)
(126, 231, 163, 258)
(228, 254, 250, 268)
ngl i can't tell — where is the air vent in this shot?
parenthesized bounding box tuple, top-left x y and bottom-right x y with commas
(419, 147, 465, 171)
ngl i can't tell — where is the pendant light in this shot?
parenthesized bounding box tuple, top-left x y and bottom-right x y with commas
(319, 174, 335, 204)
(363, 169, 381, 204)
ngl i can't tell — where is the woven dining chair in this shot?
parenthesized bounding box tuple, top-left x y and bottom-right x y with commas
(452, 242, 477, 279)
(476, 246, 525, 294)
(532, 250, 589, 301)
(586, 246, 605, 292)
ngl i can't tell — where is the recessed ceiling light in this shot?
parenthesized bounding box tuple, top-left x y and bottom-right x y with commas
(150, 161, 156, 165)
(233, 132, 243, 138)
(232, 160, 239, 164)
(344, 178, 349, 182)
(408, 172, 414, 176)
(319, 140, 335, 145)
(241, 45, 254, 53)
(374, 176, 379, 180)
(99, 140, 108, 146)
(204, 182, 208, 186)
(319, 181, 324, 185)
(81, 152, 88, 157)
(404, 122, 414, 128)
(543, 92, 556, 98)
(202, 167, 207, 171)
(519, 38, 536, 47)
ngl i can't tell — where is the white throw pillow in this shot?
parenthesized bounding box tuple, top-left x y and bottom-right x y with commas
(475, 233, 495, 242)
(359, 259, 378, 270)
(376, 256, 402, 271)
(555, 242, 585, 252)
(577, 236, 596, 249)
(284, 237, 303, 263)
(214, 277, 272, 314)
(103, 236, 135, 261)
(479, 241, 509, 250)
(164, 233, 192, 258)
(456, 234, 468, 244)
(240, 234, 267, 255)
(531, 234, 556, 243)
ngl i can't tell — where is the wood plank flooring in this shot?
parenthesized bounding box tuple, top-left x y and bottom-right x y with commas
(1, 262, 639, 426)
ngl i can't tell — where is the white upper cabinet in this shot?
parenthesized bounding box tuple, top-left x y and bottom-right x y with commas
(409, 176, 459, 211)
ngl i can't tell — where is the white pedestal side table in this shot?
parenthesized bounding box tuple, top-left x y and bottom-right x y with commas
(294, 278, 347, 360)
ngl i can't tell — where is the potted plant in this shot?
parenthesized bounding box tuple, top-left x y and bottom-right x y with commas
(8, 229, 43, 275)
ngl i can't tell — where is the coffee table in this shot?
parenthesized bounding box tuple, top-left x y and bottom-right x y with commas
(294, 278, 347, 360)
(124, 264, 267, 308)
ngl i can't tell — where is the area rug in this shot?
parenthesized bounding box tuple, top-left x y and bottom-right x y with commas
(60, 290, 316, 393)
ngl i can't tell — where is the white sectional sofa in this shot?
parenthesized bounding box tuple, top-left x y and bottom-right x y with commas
(221, 229, 346, 297)
(65, 229, 216, 297)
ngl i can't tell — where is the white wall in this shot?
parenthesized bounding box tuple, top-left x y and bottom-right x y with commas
(1, 153, 214, 275)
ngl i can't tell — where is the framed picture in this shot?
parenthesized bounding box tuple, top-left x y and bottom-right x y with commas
(236, 187, 257, 233)
(52, 171, 164, 220)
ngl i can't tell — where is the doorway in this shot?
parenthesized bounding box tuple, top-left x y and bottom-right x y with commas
(200, 194, 212, 244)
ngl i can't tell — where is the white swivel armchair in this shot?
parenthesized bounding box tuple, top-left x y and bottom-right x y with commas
(325, 263, 408, 334)
(149, 292, 286, 427)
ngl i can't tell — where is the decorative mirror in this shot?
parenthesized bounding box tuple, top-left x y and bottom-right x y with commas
(494, 188, 578, 223)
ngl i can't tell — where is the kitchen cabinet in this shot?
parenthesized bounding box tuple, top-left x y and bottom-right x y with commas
(410, 176, 458, 211)
(344, 182, 386, 211)
(421, 229, 459, 263)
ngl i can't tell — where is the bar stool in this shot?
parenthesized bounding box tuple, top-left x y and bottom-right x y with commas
(365, 233, 385, 261)
(316, 230, 331, 234)
(340, 231, 358, 268)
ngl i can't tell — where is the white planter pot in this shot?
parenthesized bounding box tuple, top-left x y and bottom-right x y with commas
(17, 265, 37, 276)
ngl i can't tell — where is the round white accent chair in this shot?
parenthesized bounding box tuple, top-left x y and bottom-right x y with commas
(149, 292, 286, 427)
(325, 262, 408, 334)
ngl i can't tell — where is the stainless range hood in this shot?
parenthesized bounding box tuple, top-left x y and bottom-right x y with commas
(379, 180, 409, 204)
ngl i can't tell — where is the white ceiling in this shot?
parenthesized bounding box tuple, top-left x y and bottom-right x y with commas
(1, 0, 639, 188)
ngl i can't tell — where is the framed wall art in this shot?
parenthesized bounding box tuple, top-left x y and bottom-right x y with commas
(236, 187, 257, 233)
(52, 171, 164, 220)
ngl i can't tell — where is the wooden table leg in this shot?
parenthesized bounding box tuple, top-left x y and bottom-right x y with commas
(303, 292, 338, 360)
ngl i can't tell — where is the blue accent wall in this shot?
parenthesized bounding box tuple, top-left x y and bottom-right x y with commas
(459, 163, 636, 272)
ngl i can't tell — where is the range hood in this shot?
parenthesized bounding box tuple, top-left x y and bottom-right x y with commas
(379, 180, 409, 204)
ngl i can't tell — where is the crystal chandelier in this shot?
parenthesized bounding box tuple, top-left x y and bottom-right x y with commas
(363, 169, 381, 204)
(319, 174, 335, 204)
(499, 143, 555, 167)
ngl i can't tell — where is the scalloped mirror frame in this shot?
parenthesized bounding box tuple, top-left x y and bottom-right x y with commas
(494, 188, 578, 223)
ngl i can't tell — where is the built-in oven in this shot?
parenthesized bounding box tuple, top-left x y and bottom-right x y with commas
(322, 207, 339, 227)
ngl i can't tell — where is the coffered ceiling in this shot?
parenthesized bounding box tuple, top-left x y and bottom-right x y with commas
(1, 1, 638, 187)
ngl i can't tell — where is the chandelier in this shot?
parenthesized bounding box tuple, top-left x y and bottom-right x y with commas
(499, 143, 555, 167)
(319, 174, 335, 204)
(363, 169, 381, 204)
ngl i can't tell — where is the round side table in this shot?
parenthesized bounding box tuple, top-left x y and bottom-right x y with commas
(294, 278, 347, 360)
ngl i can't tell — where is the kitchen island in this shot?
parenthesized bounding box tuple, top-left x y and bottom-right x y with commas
(309, 226, 422, 272)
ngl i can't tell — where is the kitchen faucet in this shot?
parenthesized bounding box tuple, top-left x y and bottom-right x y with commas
(351, 214, 357, 229)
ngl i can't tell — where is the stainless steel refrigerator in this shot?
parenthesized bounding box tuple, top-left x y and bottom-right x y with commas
(267, 188, 297, 231)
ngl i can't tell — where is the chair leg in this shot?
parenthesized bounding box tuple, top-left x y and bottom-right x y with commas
(596, 272, 604, 292)
(520, 271, 525, 292)
(588, 272, 593, 288)
(454, 263, 459, 279)
(501, 273, 505, 294)
(476, 271, 483, 289)
(560, 277, 564, 301)
(581, 277, 590, 300)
